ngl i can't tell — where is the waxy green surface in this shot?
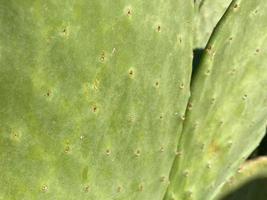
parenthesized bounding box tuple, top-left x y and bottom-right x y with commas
(165, 0, 267, 199)
(0, 1, 193, 199)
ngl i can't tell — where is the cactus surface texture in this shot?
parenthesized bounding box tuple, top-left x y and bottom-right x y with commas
(1, 0, 267, 200)
(0, 1, 193, 199)
(194, 0, 232, 49)
(164, 0, 267, 199)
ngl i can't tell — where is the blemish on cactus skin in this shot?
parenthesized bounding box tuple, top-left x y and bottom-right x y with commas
(117, 186, 122, 193)
(180, 115, 185, 121)
(230, 68, 236, 75)
(233, 3, 239, 10)
(106, 149, 111, 156)
(126, 8, 132, 16)
(124, 6, 133, 16)
(187, 102, 193, 110)
(186, 190, 193, 198)
(41, 185, 48, 193)
(227, 140, 233, 147)
(175, 150, 182, 156)
(160, 176, 166, 182)
(128, 68, 135, 79)
(179, 82, 185, 89)
(45, 90, 51, 97)
(242, 94, 248, 100)
(10, 130, 21, 142)
(157, 25, 161, 32)
(84, 185, 90, 193)
(155, 81, 160, 88)
(205, 69, 211, 76)
(160, 146, 164, 152)
(206, 162, 212, 169)
(139, 184, 144, 191)
(64, 145, 70, 154)
(99, 51, 106, 62)
(92, 79, 100, 91)
(206, 45, 212, 53)
(134, 149, 141, 157)
(127, 113, 136, 123)
(256, 49, 260, 53)
(92, 105, 98, 113)
(183, 170, 189, 177)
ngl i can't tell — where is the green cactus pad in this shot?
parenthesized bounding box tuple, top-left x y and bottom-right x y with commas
(194, 0, 232, 49)
(219, 157, 267, 200)
(164, 0, 267, 199)
(0, 1, 193, 199)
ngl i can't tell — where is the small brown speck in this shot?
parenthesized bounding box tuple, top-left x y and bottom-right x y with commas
(84, 185, 90, 193)
(64, 146, 70, 153)
(135, 149, 141, 157)
(127, 8, 132, 16)
(187, 102, 193, 110)
(117, 186, 122, 193)
(206, 45, 212, 51)
(175, 151, 182, 156)
(92, 106, 97, 112)
(179, 83, 184, 89)
(139, 184, 144, 191)
(106, 149, 111, 155)
(160, 176, 166, 182)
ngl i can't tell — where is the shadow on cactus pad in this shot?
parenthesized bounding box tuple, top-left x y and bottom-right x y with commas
(220, 178, 267, 200)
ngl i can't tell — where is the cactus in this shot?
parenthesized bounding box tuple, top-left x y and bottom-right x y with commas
(219, 157, 267, 200)
(194, 0, 232, 49)
(164, 0, 267, 199)
(0, 1, 193, 199)
(1, 0, 267, 200)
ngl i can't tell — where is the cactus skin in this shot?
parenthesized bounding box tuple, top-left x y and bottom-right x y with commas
(219, 157, 267, 200)
(0, 1, 193, 200)
(164, 0, 267, 200)
(194, 0, 232, 49)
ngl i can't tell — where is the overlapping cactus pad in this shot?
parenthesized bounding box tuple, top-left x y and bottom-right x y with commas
(0, 0, 267, 200)
(0, 1, 193, 199)
(164, 0, 267, 199)
(193, 0, 232, 48)
(220, 157, 267, 200)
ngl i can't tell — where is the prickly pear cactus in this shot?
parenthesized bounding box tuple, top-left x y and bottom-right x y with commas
(0, 1, 193, 199)
(194, 0, 232, 49)
(164, 0, 267, 199)
(219, 157, 267, 200)
(1, 0, 267, 200)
